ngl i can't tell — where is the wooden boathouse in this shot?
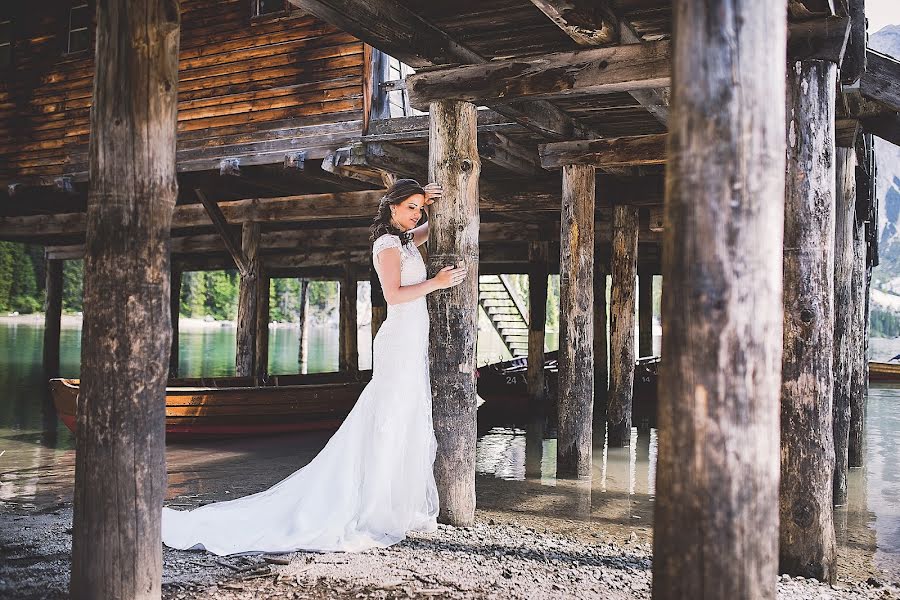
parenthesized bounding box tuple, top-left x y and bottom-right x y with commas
(1, 0, 897, 597)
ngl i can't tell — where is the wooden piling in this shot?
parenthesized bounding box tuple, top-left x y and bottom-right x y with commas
(297, 278, 309, 372)
(849, 230, 867, 467)
(608, 205, 637, 448)
(833, 147, 857, 506)
(639, 271, 653, 357)
(427, 99, 480, 525)
(653, 1, 786, 597)
(169, 267, 181, 379)
(236, 221, 260, 377)
(594, 260, 608, 421)
(256, 272, 270, 383)
(557, 163, 595, 478)
(70, 0, 180, 597)
(527, 241, 549, 410)
(42, 259, 63, 378)
(780, 59, 838, 583)
(339, 263, 358, 374)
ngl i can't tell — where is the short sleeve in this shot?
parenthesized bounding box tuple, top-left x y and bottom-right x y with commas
(373, 234, 402, 262)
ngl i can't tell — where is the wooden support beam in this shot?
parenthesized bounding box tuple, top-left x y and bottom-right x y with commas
(593, 259, 608, 420)
(297, 278, 310, 373)
(235, 222, 261, 377)
(42, 259, 63, 378)
(539, 134, 667, 169)
(69, 0, 179, 597)
(557, 163, 595, 478)
(653, 1, 786, 598)
(780, 58, 838, 583)
(339, 263, 359, 374)
(365, 142, 429, 182)
(407, 41, 671, 108)
(364, 111, 520, 143)
(860, 111, 900, 147)
(848, 225, 867, 467)
(607, 204, 637, 448)
(638, 271, 653, 357)
(861, 50, 900, 113)
(833, 146, 856, 506)
(195, 189, 249, 276)
(841, 0, 866, 84)
(256, 272, 270, 383)
(527, 241, 549, 410)
(169, 268, 181, 379)
(787, 17, 851, 63)
(427, 100, 480, 526)
(527, 0, 618, 46)
(478, 133, 542, 178)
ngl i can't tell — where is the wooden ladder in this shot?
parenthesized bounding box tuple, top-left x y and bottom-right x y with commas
(478, 274, 529, 357)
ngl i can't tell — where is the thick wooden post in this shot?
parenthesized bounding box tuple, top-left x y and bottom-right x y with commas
(780, 59, 838, 583)
(42, 259, 63, 378)
(848, 230, 867, 467)
(557, 163, 595, 478)
(427, 99, 480, 526)
(70, 1, 180, 598)
(370, 267, 387, 339)
(608, 205, 637, 448)
(169, 267, 181, 378)
(297, 278, 309, 372)
(639, 271, 653, 357)
(593, 260, 608, 421)
(653, 1, 786, 598)
(256, 272, 270, 383)
(235, 222, 260, 377)
(833, 147, 857, 506)
(339, 263, 358, 374)
(527, 241, 549, 410)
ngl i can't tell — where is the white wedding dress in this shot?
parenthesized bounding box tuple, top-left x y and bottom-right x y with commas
(161, 233, 439, 555)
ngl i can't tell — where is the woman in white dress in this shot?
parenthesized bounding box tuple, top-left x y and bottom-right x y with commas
(161, 179, 467, 556)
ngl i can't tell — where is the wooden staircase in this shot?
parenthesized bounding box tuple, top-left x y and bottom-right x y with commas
(478, 275, 529, 358)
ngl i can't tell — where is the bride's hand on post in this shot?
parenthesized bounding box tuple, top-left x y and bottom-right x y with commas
(433, 264, 467, 289)
(423, 183, 443, 205)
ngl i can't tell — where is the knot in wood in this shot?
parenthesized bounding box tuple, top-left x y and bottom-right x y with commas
(459, 159, 473, 172)
(799, 308, 815, 324)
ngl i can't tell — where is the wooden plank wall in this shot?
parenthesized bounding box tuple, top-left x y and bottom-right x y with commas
(0, 0, 365, 183)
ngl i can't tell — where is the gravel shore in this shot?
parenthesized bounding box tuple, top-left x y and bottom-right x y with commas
(1, 503, 896, 600)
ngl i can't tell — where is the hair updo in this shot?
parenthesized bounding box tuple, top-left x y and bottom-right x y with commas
(369, 178, 427, 246)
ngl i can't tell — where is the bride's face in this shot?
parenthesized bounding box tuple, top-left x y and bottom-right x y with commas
(391, 194, 425, 231)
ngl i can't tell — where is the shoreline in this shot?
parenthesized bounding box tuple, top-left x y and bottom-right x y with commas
(0, 313, 347, 331)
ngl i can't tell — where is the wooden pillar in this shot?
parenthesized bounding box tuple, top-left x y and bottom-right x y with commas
(235, 222, 260, 377)
(339, 263, 358, 374)
(256, 272, 270, 383)
(557, 163, 595, 478)
(780, 59, 838, 583)
(652, 1, 786, 598)
(833, 147, 857, 506)
(70, 1, 180, 598)
(42, 259, 63, 378)
(527, 241, 548, 410)
(297, 278, 309, 373)
(608, 205, 637, 448)
(848, 229, 867, 467)
(370, 267, 387, 339)
(427, 99, 480, 526)
(638, 270, 653, 358)
(169, 267, 181, 379)
(593, 260, 608, 421)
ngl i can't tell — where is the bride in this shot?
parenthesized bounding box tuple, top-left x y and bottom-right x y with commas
(161, 179, 468, 555)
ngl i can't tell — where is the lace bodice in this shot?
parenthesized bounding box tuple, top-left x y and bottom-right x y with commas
(373, 234, 427, 287)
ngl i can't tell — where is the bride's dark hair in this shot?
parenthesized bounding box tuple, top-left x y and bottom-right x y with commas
(370, 179, 427, 246)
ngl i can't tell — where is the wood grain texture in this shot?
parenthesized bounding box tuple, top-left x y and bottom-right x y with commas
(235, 221, 260, 377)
(42, 259, 63, 378)
(427, 100, 480, 526)
(848, 228, 867, 467)
(527, 241, 549, 410)
(607, 204, 637, 448)
(557, 163, 595, 478)
(69, 0, 180, 597)
(593, 259, 608, 419)
(539, 134, 667, 169)
(169, 268, 182, 379)
(339, 262, 358, 374)
(861, 50, 900, 113)
(832, 147, 856, 506)
(780, 59, 837, 583)
(652, 1, 786, 598)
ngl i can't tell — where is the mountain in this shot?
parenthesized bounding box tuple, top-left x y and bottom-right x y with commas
(869, 25, 900, 298)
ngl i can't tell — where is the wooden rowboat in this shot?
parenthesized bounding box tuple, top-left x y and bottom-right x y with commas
(868, 361, 900, 382)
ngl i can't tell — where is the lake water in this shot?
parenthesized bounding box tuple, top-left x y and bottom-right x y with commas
(1, 322, 897, 583)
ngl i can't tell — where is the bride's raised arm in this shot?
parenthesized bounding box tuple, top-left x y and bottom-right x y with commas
(410, 182, 442, 246)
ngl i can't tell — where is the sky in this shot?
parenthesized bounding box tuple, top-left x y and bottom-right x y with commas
(868, 0, 900, 34)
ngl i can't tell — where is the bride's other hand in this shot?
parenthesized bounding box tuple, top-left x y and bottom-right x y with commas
(423, 183, 443, 205)
(433, 264, 467, 289)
